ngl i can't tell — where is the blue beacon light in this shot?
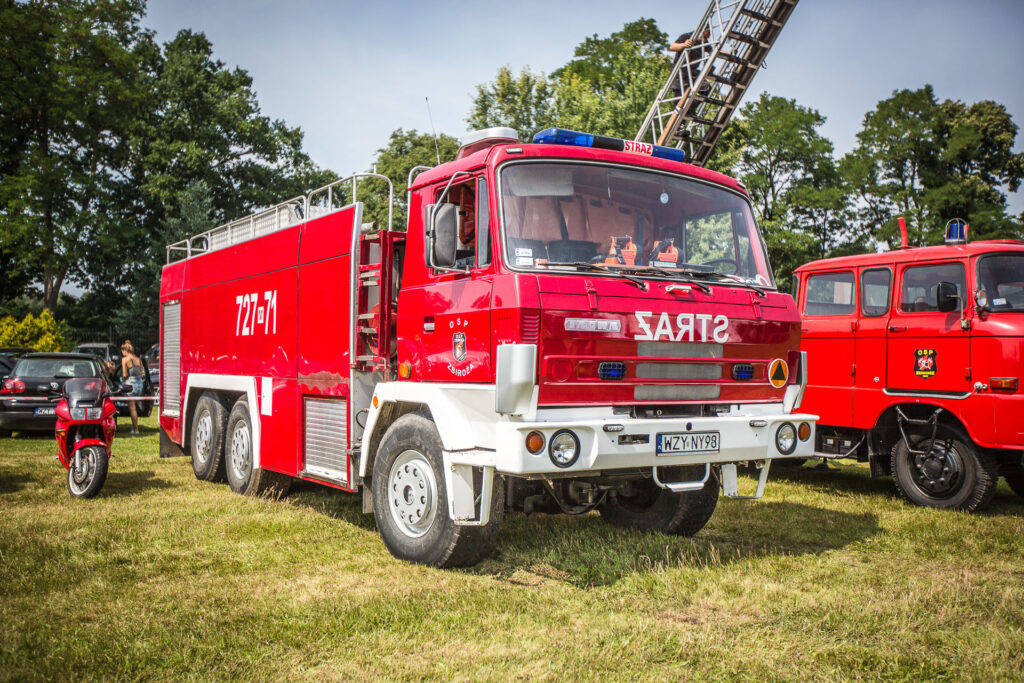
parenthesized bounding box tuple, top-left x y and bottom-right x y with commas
(532, 128, 687, 163)
(945, 218, 968, 245)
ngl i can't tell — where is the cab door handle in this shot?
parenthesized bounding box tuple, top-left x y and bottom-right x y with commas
(888, 326, 906, 332)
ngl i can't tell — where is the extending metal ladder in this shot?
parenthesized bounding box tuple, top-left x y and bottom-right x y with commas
(635, 0, 799, 167)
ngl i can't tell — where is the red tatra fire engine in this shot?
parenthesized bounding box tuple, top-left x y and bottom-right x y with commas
(159, 127, 817, 566)
(794, 218, 1024, 511)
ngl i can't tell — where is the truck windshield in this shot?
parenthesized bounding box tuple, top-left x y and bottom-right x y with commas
(499, 162, 773, 287)
(977, 253, 1024, 311)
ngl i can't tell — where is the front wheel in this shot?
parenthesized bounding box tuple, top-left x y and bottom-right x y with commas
(372, 413, 503, 567)
(890, 430, 998, 511)
(67, 446, 108, 498)
(599, 466, 719, 536)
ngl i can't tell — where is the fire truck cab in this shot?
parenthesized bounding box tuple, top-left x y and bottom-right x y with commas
(159, 127, 817, 567)
(794, 223, 1024, 511)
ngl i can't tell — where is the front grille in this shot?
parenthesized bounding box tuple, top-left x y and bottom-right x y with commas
(636, 363, 722, 380)
(634, 384, 721, 401)
(637, 341, 723, 358)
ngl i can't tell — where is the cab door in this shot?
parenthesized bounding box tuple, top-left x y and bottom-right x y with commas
(886, 261, 970, 394)
(853, 266, 893, 425)
(404, 175, 494, 383)
(800, 269, 856, 426)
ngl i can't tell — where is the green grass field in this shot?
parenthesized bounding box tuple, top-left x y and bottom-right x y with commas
(1, 415, 1022, 680)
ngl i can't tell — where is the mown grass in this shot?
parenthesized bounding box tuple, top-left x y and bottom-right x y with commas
(1, 417, 1022, 681)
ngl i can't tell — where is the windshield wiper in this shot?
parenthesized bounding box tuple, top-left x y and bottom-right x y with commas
(683, 269, 767, 298)
(544, 261, 649, 290)
(616, 265, 713, 294)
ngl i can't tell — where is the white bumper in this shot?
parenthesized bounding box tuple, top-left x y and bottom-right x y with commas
(455, 410, 816, 475)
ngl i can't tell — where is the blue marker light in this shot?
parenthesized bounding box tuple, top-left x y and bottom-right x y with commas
(533, 128, 687, 163)
(598, 361, 627, 380)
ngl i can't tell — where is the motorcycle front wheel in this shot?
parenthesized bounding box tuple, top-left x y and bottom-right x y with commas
(67, 446, 108, 499)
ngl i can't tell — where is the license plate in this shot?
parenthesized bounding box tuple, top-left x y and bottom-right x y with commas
(35, 407, 55, 416)
(656, 431, 720, 455)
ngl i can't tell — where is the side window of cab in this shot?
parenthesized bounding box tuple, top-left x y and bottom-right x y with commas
(804, 270, 856, 316)
(432, 176, 489, 272)
(898, 262, 966, 313)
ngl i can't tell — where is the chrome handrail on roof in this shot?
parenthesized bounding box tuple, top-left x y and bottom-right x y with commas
(165, 172, 395, 264)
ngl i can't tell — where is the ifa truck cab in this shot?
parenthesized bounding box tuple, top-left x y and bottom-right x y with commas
(159, 127, 817, 567)
(794, 220, 1024, 511)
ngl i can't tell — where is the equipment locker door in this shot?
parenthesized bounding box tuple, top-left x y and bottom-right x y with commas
(886, 261, 970, 395)
(800, 269, 856, 426)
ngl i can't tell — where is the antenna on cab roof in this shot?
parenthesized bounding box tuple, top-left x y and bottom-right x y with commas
(425, 97, 441, 165)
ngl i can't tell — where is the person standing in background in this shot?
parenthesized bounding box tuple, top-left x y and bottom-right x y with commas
(120, 340, 143, 435)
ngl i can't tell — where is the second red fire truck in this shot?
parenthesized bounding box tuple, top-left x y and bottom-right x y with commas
(159, 127, 817, 566)
(794, 220, 1024, 511)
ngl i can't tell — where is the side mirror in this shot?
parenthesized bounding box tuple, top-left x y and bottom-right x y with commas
(113, 383, 133, 396)
(426, 203, 458, 270)
(936, 281, 960, 313)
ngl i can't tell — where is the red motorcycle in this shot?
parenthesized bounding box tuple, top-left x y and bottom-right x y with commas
(54, 377, 123, 498)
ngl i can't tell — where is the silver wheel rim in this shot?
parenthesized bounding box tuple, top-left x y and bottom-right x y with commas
(230, 421, 251, 482)
(387, 450, 438, 538)
(69, 448, 97, 495)
(194, 410, 212, 465)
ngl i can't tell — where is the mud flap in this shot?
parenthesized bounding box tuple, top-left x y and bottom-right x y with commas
(159, 427, 187, 458)
(443, 458, 494, 526)
(721, 461, 771, 499)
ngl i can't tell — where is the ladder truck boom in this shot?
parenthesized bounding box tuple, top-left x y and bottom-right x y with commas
(635, 0, 800, 167)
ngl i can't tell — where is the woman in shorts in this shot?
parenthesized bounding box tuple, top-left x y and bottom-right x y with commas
(120, 340, 144, 435)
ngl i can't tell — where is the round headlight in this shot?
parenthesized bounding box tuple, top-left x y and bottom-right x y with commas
(775, 422, 797, 455)
(548, 430, 580, 468)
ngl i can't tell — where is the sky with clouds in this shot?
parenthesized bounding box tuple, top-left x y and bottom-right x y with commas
(144, 0, 1024, 214)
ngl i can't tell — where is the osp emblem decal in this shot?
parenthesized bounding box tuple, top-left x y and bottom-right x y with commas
(914, 349, 936, 378)
(452, 332, 467, 363)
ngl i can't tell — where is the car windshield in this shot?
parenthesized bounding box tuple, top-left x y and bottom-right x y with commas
(977, 253, 1024, 311)
(14, 358, 100, 378)
(499, 162, 774, 287)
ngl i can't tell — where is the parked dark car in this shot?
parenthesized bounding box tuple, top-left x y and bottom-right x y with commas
(0, 346, 34, 357)
(71, 343, 121, 365)
(0, 353, 111, 436)
(143, 343, 159, 397)
(0, 355, 17, 376)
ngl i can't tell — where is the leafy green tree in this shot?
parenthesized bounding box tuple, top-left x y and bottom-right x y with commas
(842, 86, 1023, 247)
(467, 67, 555, 138)
(363, 128, 460, 230)
(0, 0, 156, 311)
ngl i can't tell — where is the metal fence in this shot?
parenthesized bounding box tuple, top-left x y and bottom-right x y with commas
(66, 327, 159, 355)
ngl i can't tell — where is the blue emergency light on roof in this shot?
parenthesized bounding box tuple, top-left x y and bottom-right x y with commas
(532, 128, 687, 163)
(945, 218, 968, 245)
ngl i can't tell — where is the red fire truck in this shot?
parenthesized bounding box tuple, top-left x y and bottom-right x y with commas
(794, 220, 1024, 511)
(159, 127, 817, 567)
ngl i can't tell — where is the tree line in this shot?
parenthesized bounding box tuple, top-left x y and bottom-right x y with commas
(3, 7, 1022, 331)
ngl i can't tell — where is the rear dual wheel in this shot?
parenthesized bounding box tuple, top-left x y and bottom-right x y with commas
(224, 399, 291, 498)
(191, 393, 227, 482)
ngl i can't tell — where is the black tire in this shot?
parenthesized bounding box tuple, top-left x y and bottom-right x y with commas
(137, 401, 153, 418)
(224, 399, 291, 497)
(67, 446, 108, 499)
(191, 393, 228, 482)
(1003, 464, 1024, 498)
(890, 428, 998, 511)
(371, 413, 503, 568)
(0, 428, 10, 438)
(599, 466, 719, 536)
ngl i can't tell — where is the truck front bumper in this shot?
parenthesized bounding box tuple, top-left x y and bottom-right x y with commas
(454, 409, 817, 476)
